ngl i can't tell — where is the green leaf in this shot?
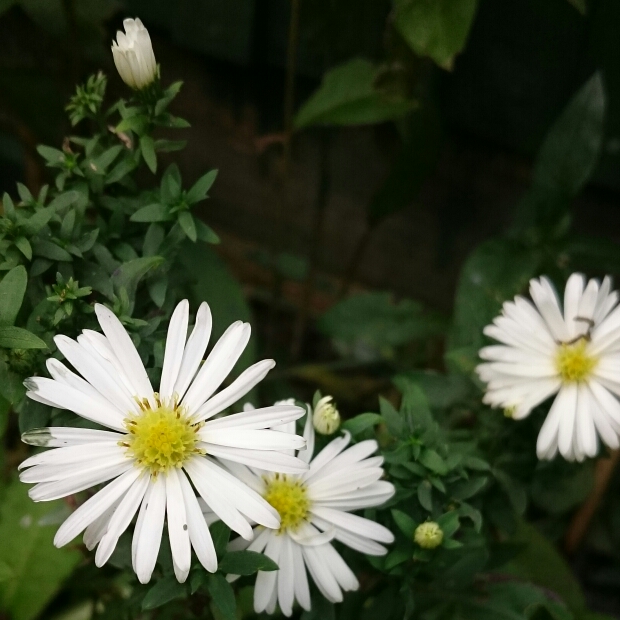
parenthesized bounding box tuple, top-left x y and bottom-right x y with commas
(0, 266, 27, 326)
(207, 574, 236, 620)
(341, 412, 384, 435)
(436, 510, 460, 538)
(178, 211, 197, 242)
(0, 327, 47, 349)
(218, 550, 278, 575)
(418, 449, 448, 475)
(391, 509, 416, 539)
(294, 59, 416, 129)
(142, 575, 186, 610)
(130, 203, 169, 223)
(515, 73, 605, 230)
(20, 206, 55, 236)
(417, 480, 433, 511)
(111, 256, 164, 311)
(13, 237, 32, 261)
(447, 238, 541, 370)
(186, 169, 218, 204)
(393, 0, 479, 70)
(0, 479, 81, 620)
(195, 219, 220, 244)
(140, 135, 157, 173)
(318, 292, 444, 355)
(32, 240, 72, 262)
(379, 396, 405, 437)
(508, 520, 586, 615)
(210, 521, 231, 559)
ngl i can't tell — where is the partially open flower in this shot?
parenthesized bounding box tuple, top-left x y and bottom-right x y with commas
(312, 395, 340, 435)
(111, 18, 157, 90)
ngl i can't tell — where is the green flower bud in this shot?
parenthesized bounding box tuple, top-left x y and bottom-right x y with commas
(414, 521, 443, 549)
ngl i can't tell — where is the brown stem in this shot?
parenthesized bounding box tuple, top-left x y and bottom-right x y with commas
(564, 448, 620, 554)
(290, 130, 331, 361)
(338, 225, 375, 299)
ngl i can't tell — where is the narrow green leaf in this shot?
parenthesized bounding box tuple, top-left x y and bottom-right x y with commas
(206, 574, 236, 620)
(186, 169, 218, 205)
(142, 575, 186, 610)
(219, 550, 278, 576)
(341, 412, 383, 435)
(0, 266, 27, 326)
(195, 219, 220, 244)
(13, 238, 32, 261)
(391, 509, 416, 539)
(130, 203, 169, 223)
(178, 211, 197, 242)
(32, 240, 72, 262)
(0, 327, 46, 349)
(140, 135, 157, 173)
(111, 256, 164, 309)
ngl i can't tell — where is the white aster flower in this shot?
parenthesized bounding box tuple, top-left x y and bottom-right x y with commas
(225, 411, 395, 616)
(19, 300, 308, 584)
(112, 18, 157, 90)
(477, 273, 620, 461)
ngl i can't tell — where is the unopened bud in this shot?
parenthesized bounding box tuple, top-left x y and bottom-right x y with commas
(112, 18, 158, 90)
(312, 396, 340, 435)
(414, 522, 443, 549)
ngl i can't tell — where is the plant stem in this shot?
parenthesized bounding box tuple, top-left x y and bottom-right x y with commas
(290, 130, 331, 361)
(565, 448, 620, 554)
(338, 224, 375, 299)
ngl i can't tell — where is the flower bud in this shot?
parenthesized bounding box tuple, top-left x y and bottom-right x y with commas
(414, 522, 443, 549)
(112, 18, 157, 90)
(312, 395, 340, 435)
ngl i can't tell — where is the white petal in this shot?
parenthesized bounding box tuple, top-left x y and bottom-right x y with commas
(177, 470, 217, 572)
(207, 446, 308, 474)
(173, 302, 212, 400)
(557, 383, 578, 459)
(160, 300, 189, 400)
(166, 468, 191, 582)
(21, 427, 123, 448)
(302, 544, 343, 603)
(202, 404, 304, 431)
(563, 273, 586, 338)
(536, 388, 567, 460)
(95, 304, 154, 401)
(254, 533, 281, 613)
(200, 428, 305, 451)
(54, 468, 141, 547)
(291, 540, 311, 611)
(83, 498, 121, 551)
(308, 468, 384, 499)
(182, 321, 250, 415)
(278, 535, 295, 616)
(574, 385, 598, 459)
(301, 432, 351, 483)
(193, 360, 276, 421)
(298, 406, 315, 464)
(29, 461, 131, 501)
(530, 277, 570, 342)
(310, 507, 394, 543)
(25, 377, 125, 432)
(133, 474, 166, 584)
(96, 473, 150, 566)
(20, 441, 124, 471)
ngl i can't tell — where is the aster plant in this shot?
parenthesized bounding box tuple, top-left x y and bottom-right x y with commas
(0, 12, 617, 620)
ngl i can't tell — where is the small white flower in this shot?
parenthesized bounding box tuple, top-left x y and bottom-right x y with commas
(312, 395, 340, 435)
(111, 18, 157, 90)
(477, 273, 620, 461)
(225, 411, 395, 616)
(19, 300, 308, 584)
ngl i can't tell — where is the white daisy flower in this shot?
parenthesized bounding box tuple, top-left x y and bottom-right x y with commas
(225, 411, 395, 616)
(477, 273, 620, 461)
(19, 300, 308, 584)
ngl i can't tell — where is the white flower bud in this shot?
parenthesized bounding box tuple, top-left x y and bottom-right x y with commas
(111, 18, 157, 90)
(312, 395, 340, 435)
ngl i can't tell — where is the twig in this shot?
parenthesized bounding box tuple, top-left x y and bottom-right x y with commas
(564, 448, 620, 554)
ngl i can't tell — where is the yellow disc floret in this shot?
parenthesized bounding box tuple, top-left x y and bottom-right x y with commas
(556, 339, 597, 383)
(123, 396, 199, 473)
(264, 474, 310, 533)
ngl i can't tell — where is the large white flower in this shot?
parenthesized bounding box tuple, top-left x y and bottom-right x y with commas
(477, 273, 620, 461)
(112, 18, 157, 90)
(225, 410, 395, 616)
(19, 300, 308, 584)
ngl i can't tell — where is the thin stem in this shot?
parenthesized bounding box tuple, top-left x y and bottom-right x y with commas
(565, 448, 620, 554)
(290, 130, 331, 361)
(338, 224, 375, 299)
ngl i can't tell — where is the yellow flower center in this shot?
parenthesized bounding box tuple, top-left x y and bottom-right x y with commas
(123, 396, 200, 473)
(263, 474, 309, 533)
(414, 521, 443, 549)
(556, 339, 598, 383)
